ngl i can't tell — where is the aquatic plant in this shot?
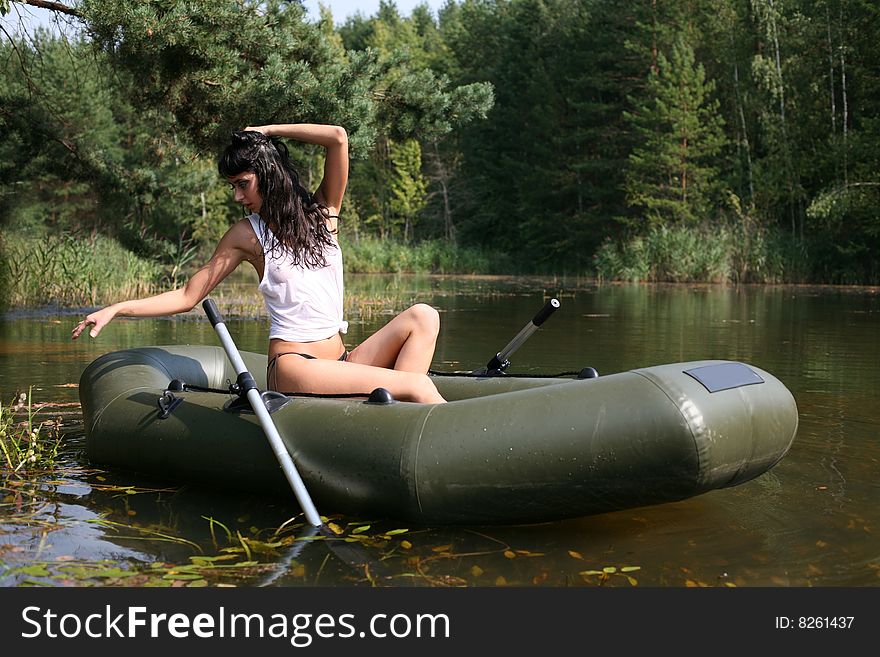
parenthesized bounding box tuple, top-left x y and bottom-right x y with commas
(0, 388, 62, 474)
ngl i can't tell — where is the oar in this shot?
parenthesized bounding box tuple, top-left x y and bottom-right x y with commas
(202, 298, 322, 528)
(476, 298, 561, 375)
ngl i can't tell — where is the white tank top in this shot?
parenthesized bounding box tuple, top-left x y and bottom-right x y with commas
(248, 214, 348, 342)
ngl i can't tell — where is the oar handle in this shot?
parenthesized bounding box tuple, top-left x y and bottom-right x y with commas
(532, 298, 561, 327)
(203, 298, 223, 327)
(202, 298, 322, 528)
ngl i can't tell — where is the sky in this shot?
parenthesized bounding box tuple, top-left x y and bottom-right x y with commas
(302, 1, 447, 22)
(0, 1, 449, 36)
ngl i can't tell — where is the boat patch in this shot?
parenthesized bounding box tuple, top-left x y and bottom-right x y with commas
(683, 363, 764, 393)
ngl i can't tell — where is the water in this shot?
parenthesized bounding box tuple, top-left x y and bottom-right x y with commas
(1, 277, 878, 587)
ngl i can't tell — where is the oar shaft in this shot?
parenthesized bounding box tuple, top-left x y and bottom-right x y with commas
(488, 298, 560, 370)
(244, 387, 322, 528)
(203, 299, 322, 528)
(497, 323, 540, 363)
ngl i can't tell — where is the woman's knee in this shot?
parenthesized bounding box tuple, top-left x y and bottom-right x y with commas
(406, 303, 440, 336)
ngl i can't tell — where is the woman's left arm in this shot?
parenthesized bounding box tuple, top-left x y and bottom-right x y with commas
(245, 123, 349, 213)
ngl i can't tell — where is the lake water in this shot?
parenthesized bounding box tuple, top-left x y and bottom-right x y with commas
(1, 276, 878, 587)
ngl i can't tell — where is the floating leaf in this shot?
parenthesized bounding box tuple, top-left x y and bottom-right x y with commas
(187, 579, 208, 587)
(16, 565, 50, 577)
(241, 539, 284, 555)
(385, 528, 409, 536)
(626, 576, 638, 586)
(400, 540, 412, 550)
(432, 544, 452, 553)
(327, 522, 344, 535)
(351, 525, 371, 534)
(568, 550, 584, 560)
(602, 566, 617, 574)
(621, 566, 641, 573)
(470, 565, 484, 577)
(82, 567, 133, 579)
(580, 570, 603, 576)
(189, 555, 237, 565)
(503, 550, 516, 559)
(494, 576, 507, 586)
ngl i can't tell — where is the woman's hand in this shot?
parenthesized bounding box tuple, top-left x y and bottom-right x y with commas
(71, 306, 118, 340)
(244, 125, 272, 136)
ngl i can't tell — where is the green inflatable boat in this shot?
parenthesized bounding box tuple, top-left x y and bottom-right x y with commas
(79, 345, 798, 525)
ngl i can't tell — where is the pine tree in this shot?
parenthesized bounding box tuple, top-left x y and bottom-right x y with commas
(624, 39, 728, 224)
(389, 139, 428, 242)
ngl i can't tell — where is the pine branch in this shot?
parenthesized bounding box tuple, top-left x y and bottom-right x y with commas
(12, 0, 80, 17)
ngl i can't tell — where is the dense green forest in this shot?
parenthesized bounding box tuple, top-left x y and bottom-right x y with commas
(1, 0, 878, 304)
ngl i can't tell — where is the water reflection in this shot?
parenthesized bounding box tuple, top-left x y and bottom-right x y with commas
(1, 279, 878, 586)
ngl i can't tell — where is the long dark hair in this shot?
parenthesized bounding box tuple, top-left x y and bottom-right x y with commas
(218, 130, 336, 268)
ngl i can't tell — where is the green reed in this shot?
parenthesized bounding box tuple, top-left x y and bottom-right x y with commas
(342, 236, 511, 275)
(594, 221, 810, 284)
(0, 230, 161, 308)
(0, 388, 62, 474)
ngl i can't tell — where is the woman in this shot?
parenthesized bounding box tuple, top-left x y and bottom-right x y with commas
(72, 123, 446, 404)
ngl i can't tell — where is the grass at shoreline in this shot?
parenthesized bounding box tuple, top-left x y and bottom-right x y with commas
(0, 230, 161, 309)
(3, 223, 867, 315)
(0, 230, 513, 312)
(593, 221, 813, 284)
(342, 236, 512, 274)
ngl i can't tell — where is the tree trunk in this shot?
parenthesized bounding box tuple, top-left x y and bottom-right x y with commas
(733, 59, 755, 201)
(826, 8, 837, 138)
(840, 43, 849, 185)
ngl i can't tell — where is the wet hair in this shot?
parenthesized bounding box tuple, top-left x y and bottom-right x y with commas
(218, 130, 336, 268)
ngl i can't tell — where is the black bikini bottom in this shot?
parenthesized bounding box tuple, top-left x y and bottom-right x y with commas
(267, 349, 348, 387)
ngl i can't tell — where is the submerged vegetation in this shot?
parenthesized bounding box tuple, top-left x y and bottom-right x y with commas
(2, 498, 649, 588)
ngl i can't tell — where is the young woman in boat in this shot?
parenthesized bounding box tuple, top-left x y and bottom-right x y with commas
(72, 123, 447, 404)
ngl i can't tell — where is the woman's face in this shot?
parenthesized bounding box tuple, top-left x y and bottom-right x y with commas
(227, 172, 262, 214)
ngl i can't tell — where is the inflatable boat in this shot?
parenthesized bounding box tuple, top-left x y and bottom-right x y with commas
(78, 344, 798, 525)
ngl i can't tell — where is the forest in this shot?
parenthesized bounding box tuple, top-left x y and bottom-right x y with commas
(1, 0, 878, 305)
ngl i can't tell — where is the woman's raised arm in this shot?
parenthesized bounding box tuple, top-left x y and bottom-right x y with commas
(245, 123, 349, 214)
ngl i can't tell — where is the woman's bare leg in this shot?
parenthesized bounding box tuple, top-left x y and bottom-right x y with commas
(270, 304, 445, 402)
(348, 303, 440, 372)
(272, 355, 445, 403)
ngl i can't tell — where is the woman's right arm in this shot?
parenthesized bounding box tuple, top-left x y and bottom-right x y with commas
(245, 123, 349, 214)
(72, 220, 255, 340)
